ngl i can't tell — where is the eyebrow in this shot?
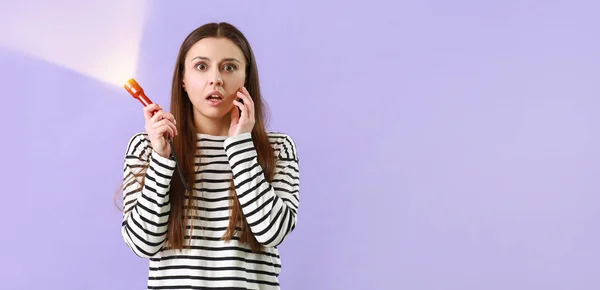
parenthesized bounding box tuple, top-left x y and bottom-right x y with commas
(191, 56, 241, 63)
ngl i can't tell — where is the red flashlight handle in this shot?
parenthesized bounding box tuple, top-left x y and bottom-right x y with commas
(137, 94, 153, 107)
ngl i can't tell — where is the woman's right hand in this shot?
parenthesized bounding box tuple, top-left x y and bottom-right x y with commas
(143, 103, 178, 159)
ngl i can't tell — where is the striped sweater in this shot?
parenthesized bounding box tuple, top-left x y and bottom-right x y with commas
(120, 132, 300, 289)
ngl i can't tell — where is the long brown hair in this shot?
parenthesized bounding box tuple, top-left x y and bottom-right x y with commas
(117, 22, 276, 252)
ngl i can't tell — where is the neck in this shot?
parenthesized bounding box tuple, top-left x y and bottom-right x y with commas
(193, 112, 231, 136)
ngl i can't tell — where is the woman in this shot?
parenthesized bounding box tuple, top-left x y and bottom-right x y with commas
(119, 22, 300, 289)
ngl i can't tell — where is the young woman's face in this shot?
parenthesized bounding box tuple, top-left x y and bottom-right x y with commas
(182, 37, 247, 120)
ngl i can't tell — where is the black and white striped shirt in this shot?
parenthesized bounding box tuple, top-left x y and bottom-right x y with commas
(121, 132, 300, 289)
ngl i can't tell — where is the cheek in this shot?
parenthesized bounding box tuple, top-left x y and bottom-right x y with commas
(225, 74, 246, 92)
(184, 76, 207, 95)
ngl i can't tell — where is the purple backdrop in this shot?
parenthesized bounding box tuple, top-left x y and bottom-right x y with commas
(2, 0, 599, 289)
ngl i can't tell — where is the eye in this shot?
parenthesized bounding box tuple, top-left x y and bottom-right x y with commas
(223, 63, 237, 72)
(195, 63, 207, 71)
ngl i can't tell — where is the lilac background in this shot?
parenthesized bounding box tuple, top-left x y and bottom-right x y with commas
(2, 0, 600, 289)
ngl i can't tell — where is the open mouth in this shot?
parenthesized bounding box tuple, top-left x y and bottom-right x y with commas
(206, 91, 223, 100)
(206, 91, 224, 105)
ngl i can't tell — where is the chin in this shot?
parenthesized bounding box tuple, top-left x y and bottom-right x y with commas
(197, 106, 231, 119)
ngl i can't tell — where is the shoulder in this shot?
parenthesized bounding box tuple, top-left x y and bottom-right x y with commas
(267, 132, 299, 162)
(125, 132, 153, 160)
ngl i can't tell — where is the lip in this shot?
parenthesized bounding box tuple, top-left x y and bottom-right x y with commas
(206, 90, 224, 106)
(206, 98, 223, 106)
(206, 90, 224, 99)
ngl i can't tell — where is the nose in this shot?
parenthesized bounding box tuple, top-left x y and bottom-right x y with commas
(209, 71, 223, 86)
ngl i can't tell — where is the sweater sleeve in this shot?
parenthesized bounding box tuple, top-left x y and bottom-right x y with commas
(120, 133, 176, 258)
(223, 132, 300, 247)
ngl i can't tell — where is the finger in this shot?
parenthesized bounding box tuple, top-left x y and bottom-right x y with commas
(156, 125, 175, 139)
(240, 86, 252, 99)
(153, 118, 175, 130)
(164, 112, 176, 125)
(164, 120, 178, 137)
(236, 91, 254, 119)
(239, 87, 254, 106)
(242, 88, 255, 117)
(153, 120, 176, 138)
(151, 110, 176, 125)
(230, 102, 240, 123)
(159, 111, 176, 125)
(150, 111, 164, 125)
(233, 99, 247, 120)
(169, 121, 178, 137)
(143, 104, 162, 121)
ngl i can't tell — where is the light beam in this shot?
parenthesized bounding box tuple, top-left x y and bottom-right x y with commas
(0, 0, 147, 87)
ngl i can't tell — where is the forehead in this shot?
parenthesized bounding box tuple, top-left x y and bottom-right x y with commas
(185, 37, 246, 63)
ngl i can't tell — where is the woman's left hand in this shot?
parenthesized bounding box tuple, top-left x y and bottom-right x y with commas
(229, 86, 255, 136)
